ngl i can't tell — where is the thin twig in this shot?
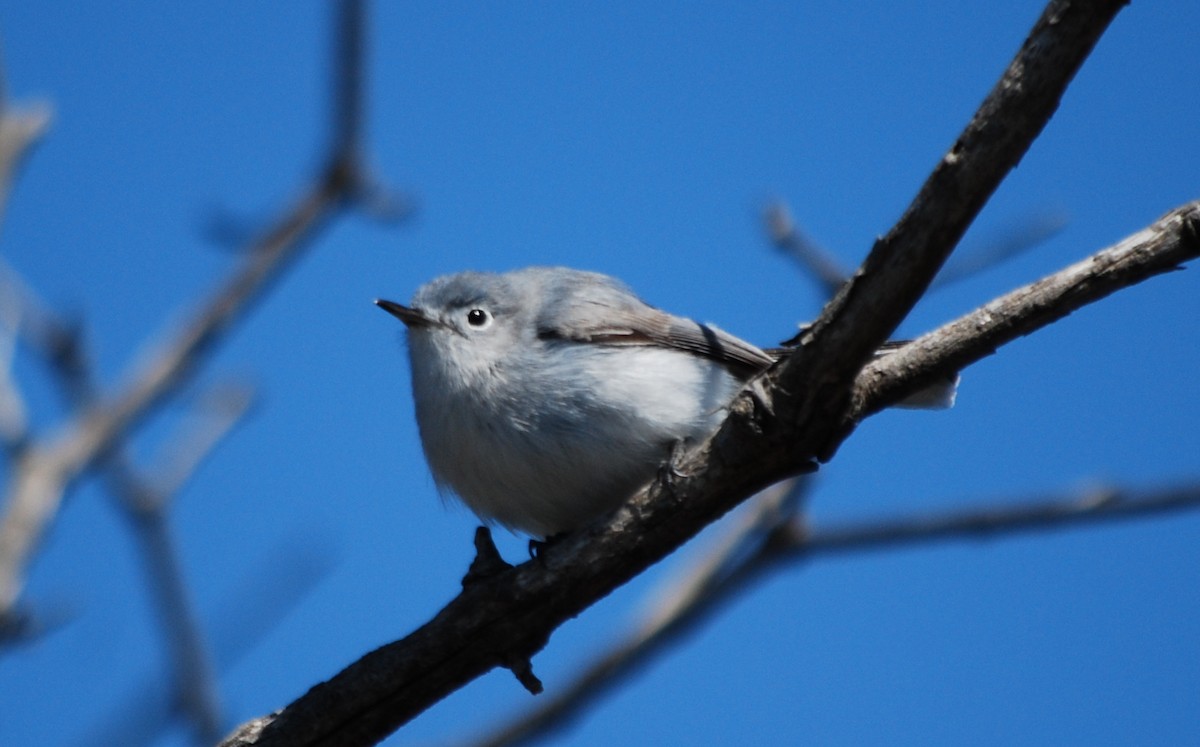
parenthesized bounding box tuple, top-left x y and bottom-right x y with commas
(638, 478, 808, 633)
(929, 208, 1069, 290)
(0, 78, 52, 234)
(71, 536, 336, 747)
(107, 386, 255, 743)
(763, 201, 848, 297)
(0, 280, 27, 453)
(461, 482, 1200, 747)
(0, 0, 374, 617)
(765, 197, 1069, 298)
(850, 200, 1200, 419)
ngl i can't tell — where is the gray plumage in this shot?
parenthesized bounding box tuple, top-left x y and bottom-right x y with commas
(378, 266, 954, 538)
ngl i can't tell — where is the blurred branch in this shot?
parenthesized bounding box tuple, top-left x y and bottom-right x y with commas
(765, 197, 1068, 300)
(107, 385, 255, 744)
(462, 480, 1200, 747)
(73, 535, 337, 747)
(0, 69, 53, 234)
(99, 382, 257, 513)
(0, 0, 378, 620)
(0, 2, 381, 743)
(0, 63, 54, 455)
(218, 3, 1138, 745)
(0, 277, 27, 454)
(7, 260, 243, 738)
(762, 200, 849, 297)
(929, 208, 1068, 289)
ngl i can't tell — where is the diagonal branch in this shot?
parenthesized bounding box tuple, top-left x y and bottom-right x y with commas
(0, 0, 373, 617)
(763, 201, 849, 297)
(107, 385, 255, 744)
(220, 200, 1196, 747)
(770, 0, 1128, 463)
(7, 256, 247, 736)
(850, 200, 1200, 419)
(461, 481, 1200, 747)
(460, 479, 811, 747)
(460, 198, 1200, 747)
(218, 6, 1150, 743)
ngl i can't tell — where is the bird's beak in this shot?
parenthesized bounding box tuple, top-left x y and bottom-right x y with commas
(375, 299, 436, 328)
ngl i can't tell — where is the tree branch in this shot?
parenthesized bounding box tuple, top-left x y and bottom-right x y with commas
(0, 0, 374, 616)
(222, 201, 1196, 747)
(457, 196, 1200, 747)
(461, 480, 1200, 747)
(108, 385, 254, 744)
(218, 5, 1147, 744)
(850, 200, 1200, 418)
(770, 0, 1127, 463)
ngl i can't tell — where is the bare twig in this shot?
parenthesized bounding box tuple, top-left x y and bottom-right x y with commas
(71, 536, 336, 747)
(930, 208, 1069, 290)
(0, 75, 52, 234)
(461, 481, 1200, 747)
(639, 478, 807, 631)
(763, 201, 849, 297)
(107, 385, 255, 744)
(0, 0, 374, 618)
(126, 502, 225, 743)
(0, 280, 26, 453)
(850, 200, 1200, 419)
(143, 383, 256, 502)
(766, 197, 1068, 298)
(781, 484, 1199, 554)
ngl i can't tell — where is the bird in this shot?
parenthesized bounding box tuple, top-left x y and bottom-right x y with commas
(377, 266, 955, 539)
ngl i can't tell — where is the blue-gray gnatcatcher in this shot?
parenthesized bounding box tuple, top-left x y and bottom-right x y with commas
(377, 266, 956, 538)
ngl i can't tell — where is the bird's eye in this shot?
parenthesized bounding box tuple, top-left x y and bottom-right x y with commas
(466, 308, 492, 328)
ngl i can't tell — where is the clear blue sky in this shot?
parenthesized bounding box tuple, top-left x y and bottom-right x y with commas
(1, 3, 1198, 746)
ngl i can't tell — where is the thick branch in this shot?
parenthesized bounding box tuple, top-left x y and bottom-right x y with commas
(772, 0, 1127, 462)
(473, 198, 1200, 746)
(221, 196, 1195, 747)
(218, 3, 1137, 745)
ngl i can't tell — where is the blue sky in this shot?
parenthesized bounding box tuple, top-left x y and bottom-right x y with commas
(1, 3, 1198, 746)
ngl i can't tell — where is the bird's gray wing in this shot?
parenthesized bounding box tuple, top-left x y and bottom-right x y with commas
(536, 290, 774, 379)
